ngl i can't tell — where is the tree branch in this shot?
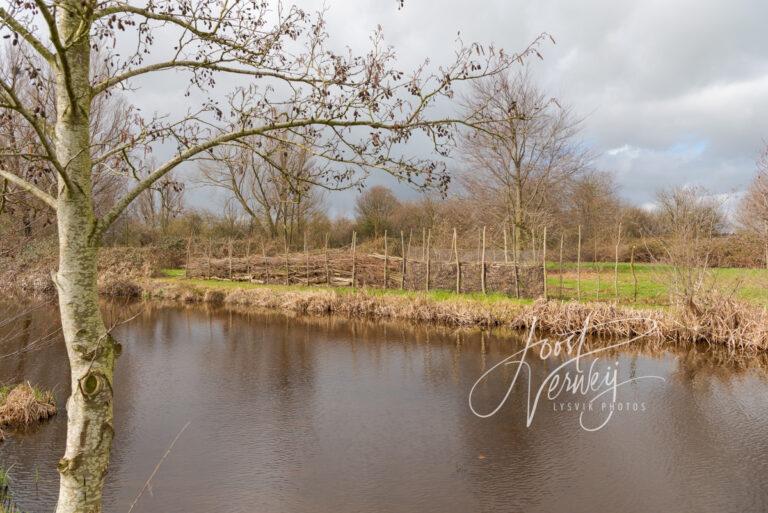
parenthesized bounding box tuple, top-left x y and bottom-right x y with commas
(92, 60, 330, 96)
(33, 0, 81, 111)
(0, 6, 55, 62)
(96, 116, 465, 234)
(0, 166, 57, 209)
(0, 77, 72, 190)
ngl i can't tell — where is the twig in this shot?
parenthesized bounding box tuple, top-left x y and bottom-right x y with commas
(127, 421, 191, 513)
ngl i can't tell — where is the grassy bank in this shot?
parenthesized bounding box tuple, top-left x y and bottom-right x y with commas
(145, 270, 768, 352)
(0, 383, 57, 442)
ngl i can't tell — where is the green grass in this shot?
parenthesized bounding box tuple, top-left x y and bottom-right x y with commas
(161, 268, 186, 278)
(159, 269, 533, 305)
(0, 383, 52, 405)
(161, 262, 768, 309)
(545, 261, 768, 305)
(0, 466, 24, 513)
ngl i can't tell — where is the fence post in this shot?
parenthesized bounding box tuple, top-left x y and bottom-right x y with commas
(594, 237, 600, 301)
(304, 232, 310, 286)
(185, 237, 192, 278)
(207, 238, 212, 279)
(576, 225, 582, 301)
(421, 227, 426, 261)
(559, 232, 564, 299)
(262, 240, 269, 284)
(453, 227, 461, 293)
(503, 225, 509, 263)
(351, 231, 357, 288)
(383, 230, 388, 288)
(630, 244, 638, 303)
(614, 222, 621, 301)
(542, 226, 548, 300)
(400, 230, 406, 290)
(425, 229, 431, 291)
(512, 225, 520, 299)
(246, 239, 251, 279)
(407, 229, 413, 262)
(481, 226, 487, 295)
(325, 233, 330, 285)
(284, 236, 290, 285)
(228, 238, 233, 280)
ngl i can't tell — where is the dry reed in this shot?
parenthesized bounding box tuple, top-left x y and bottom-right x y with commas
(0, 383, 57, 435)
(145, 281, 768, 352)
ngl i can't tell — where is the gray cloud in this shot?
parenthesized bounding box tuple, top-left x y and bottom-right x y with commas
(138, 0, 768, 214)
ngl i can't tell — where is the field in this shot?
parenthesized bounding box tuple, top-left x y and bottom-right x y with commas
(545, 262, 768, 306)
(161, 261, 768, 308)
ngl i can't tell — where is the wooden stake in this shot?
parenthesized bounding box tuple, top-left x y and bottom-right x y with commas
(559, 232, 564, 299)
(400, 230, 406, 290)
(304, 232, 309, 286)
(324, 233, 330, 285)
(284, 236, 289, 285)
(481, 226, 487, 295)
(542, 226, 548, 299)
(614, 222, 621, 301)
(262, 240, 269, 284)
(383, 230, 388, 288)
(407, 229, 413, 262)
(595, 237, 600, 301)
(185, 237, 191, 278)
(630, 244, 638, 303)
(207, 238, 212, 279)
(421, 227, 426, 261)
(503, 226, 509, 263)
(351, 231, 357, 288)
(228, 238, 233, 279)
(576, 225, 582, 301)
(245, 239, 251, 279)
(425, 229, 431, 291)
(453, 227, 461, 293)
(512, 224, 520, 299)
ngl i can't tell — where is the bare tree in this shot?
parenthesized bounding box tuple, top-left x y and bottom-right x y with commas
(0, 42, 133, 237)
(563, 170, 623, 250)
(653, 185, 724, 310)
(459, 68, 589, 259)
(136, 169, 185, 235)
(354, 185, 401, 238)
(0, 2, 548, 510)
(737, 145, 768, 268)
(199, 131, 325, 245)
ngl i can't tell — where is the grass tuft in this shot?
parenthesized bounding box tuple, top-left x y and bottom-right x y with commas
(0, 383, 56, 437)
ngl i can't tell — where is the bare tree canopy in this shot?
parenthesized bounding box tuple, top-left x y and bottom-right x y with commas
(738, 146, 768, 234)
(458, 68, 589, 255)
(354, 184, 401, 238)
(199, 131, 324, 244)
(0, 2, 548, 511)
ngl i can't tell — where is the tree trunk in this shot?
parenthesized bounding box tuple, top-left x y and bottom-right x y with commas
(53, 8, 118, 513)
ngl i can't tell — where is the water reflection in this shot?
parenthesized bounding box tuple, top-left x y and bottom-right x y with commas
(1, 302, 767, 513)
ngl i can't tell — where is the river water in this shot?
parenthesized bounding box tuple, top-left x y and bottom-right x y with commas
(1, 301, 768, 513)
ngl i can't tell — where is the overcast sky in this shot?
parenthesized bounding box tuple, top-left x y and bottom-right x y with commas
(177, 0, 768, 216)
